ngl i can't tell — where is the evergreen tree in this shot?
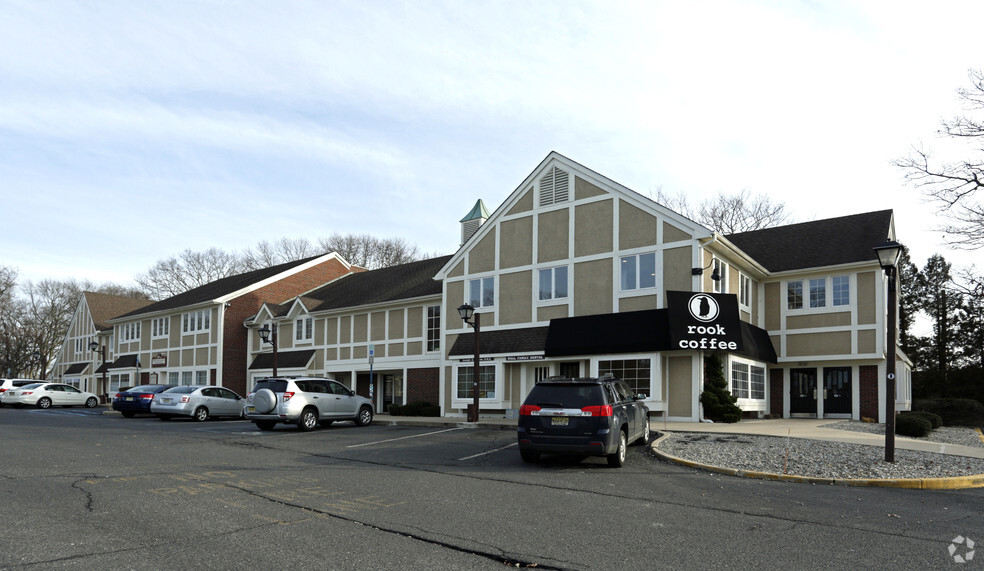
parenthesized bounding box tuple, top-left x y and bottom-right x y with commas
(700, 353, 741, 423)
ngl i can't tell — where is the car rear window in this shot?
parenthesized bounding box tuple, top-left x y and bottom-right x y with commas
(164, 386, 197, 394)
(128, 385, 168, 392)
(524, 384, 605, 408)
(253, 380, 288, 393)
(19, 383, 42, 389)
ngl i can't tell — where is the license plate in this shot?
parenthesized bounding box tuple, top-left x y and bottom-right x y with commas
(246, 406, 255, 413)
(551, 416, 569, 426)
(161, 398, 172, 404)
(126, 397, 134, 402)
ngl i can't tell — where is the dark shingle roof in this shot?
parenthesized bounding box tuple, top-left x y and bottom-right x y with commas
(115, 255, 332, 319)
(303, 256, 452, 310)
(725, 210, 894, 272)
(449, 326, 549, 356)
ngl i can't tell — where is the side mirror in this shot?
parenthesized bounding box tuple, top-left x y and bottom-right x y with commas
(634, 394, 647, 401)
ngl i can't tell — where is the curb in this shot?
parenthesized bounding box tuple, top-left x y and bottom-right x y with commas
(650, 431, 984, 490)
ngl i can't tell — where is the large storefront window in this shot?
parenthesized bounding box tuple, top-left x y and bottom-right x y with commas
(731, 360, 765, 400)
(457, 365, 495, 399)
(598, 358, 651, 397)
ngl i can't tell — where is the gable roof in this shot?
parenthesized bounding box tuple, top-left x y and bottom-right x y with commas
(302, 255, 452, 311)
(84, 292, 154, 331)
(114, 253, 347, 320)
(724, 210, 894, 273)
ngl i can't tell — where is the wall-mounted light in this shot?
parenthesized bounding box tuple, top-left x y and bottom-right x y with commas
(691, 260, 721, 281)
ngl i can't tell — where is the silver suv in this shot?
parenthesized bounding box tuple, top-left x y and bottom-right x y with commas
(245, 377, 374, 431)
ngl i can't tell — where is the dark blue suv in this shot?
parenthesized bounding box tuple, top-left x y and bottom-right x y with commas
(517, 376, 650, 467)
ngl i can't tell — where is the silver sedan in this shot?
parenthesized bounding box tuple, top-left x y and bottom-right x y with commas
(150, 385, 246, 421)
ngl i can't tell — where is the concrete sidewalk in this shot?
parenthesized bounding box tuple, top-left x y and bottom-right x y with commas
(377, 415, 984, 459)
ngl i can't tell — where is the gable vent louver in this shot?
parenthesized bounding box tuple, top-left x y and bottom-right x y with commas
(539, 166, 570, 207)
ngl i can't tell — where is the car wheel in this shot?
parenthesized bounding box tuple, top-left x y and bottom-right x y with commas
(356, 405, 373, 426)
(636, 417, 651, 445)
(193, 406, 209, 422)
(297, 408, 318, 431)
(520, 449, 540, 463)
(37, 397, 52, 409)
(255, 420, 277, 431)
(85, 397, 99, 408)
(121, 411, 135, 418)
(607, 430, 627, 468)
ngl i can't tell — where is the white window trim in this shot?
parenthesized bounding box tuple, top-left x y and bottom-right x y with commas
(536, 265, 570, 304)
(152, 317, 169, 339)
(295, 316, 314, 344)
(739, 273, 752, 310)
(451, 362, 502, 408)
(619, 251, 658, 292)
(590, 355, 662, 404)
(786, 274, 853, 314)
(728, 355, 767, 406)
(467, 276, 496, 309)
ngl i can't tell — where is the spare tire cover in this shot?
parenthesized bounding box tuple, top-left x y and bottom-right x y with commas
(252, 388, 278, 414)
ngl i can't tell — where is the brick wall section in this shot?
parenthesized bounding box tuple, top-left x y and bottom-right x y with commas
(859, 365, 879, 420)
(221, 257, 358, 395)
(769, 368, 783, 416)
(407, 367, 440, 405)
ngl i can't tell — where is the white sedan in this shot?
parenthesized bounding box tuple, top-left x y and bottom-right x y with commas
(1, 383, 100, 409)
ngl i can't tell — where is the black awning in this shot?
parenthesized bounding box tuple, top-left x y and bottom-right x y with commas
(248, 349, 316, 370)
(449, 327, 549, 357)
(64, 363, 90, 375)
(544, 308, 777, 363)
(545, 309, 672, 357)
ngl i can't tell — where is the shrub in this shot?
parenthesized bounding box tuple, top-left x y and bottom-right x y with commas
(895, 414, 932, 438)
(700, 353, 741, 423)
(910, 398, 984, 427)
(388, 404, 403, 415)
(906, 410, 943, 429)
(392, 401, 441, 417)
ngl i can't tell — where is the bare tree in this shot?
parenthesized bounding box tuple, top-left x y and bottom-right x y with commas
(318, 233, 422, 269)
(654, 188, 790, 233)
(136, 248, 244, 299)
(240, 238, 321, 271)
(897, 69, 984, 249)
(21, 279, 89, 379)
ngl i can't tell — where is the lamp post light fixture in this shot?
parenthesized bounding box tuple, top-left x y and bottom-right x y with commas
(31, 349, 45, 380)
(258, 324, 279, 378)
(874, 239, 902, 463)
(88, 340, 108, 402)
(457, 303, 481, 423)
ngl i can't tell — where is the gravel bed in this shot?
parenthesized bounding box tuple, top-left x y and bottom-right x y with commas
(821, 420, 984, 448)
(655, 424, 984, 480)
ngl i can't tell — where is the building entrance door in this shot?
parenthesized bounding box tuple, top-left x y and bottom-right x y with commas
(382, 374, 403, 412)
(823, 367, 852, 416)
(790, 368, 817, 416)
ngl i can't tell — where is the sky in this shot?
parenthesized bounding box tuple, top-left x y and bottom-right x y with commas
(2, 0, 982, 291)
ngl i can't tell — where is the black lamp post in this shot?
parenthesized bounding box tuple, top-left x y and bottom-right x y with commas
(457, 303, 481, 423)
(258, 324, 279, 378)
(874, 240, 902, 463)
(31, 349, 45, 380)
(89, 340, 107, 401)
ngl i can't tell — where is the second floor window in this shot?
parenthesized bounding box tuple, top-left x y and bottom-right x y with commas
(620, 252, 656, 291)
(739, 274, 752, 307)
(119, 322, 140, 342)
(538, 266, 569, 301)
(469, 277, 495, 308)
(788, 275, 851, 311)
(152, 317, 169, 338)
(296, 317, 313, 341)
(183, 309, 210, 334)
(426, 305, 441, 352)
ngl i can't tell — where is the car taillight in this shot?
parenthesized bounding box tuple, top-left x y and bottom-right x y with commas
(519, 404, 541, 416)
(180, 396, 190, 403)
(0, 388, 6, 393)
(139, 394, 154, 400)
(114, 393, 123, 398)
(581, 405, 613, 417)
(283, 391, 295, 402)
(22, 391, 33, 395)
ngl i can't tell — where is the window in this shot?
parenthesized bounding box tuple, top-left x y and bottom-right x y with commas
(598, 358, 651, 397)
(809, 278, 826, 308)
(181, 371, 193, 386)
(457, 365, 495, 399)
(468, 277, 495, 308)
(788, 276, 852, 311)
(832, 275, 850, 306)
(182, 310, 210, 334)
(732, 361, 765, 400)
(168, 372, 179, 385)
(538, 166, 570, 206)
(538, 266, 569, 301)
(787, 281, 803, 310)
(620, 253, 656, 291)
(426, 306, 441, 352)
(152, 317, 169, 338)
(295, 317, 313, 342)
(196, 370, 208, 385)
(739, 274, 752, 308)
(712, 258, 727, 293)
(119, 322, 141, 343)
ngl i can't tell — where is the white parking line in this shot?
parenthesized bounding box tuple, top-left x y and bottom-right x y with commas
(458, 442, 517, 461)
(346, 427, 465, 448)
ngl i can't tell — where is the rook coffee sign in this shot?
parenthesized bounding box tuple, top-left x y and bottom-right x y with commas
(666, 291, 743, 351)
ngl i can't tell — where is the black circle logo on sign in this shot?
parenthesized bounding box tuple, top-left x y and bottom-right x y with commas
(688, 294, 719, 323)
